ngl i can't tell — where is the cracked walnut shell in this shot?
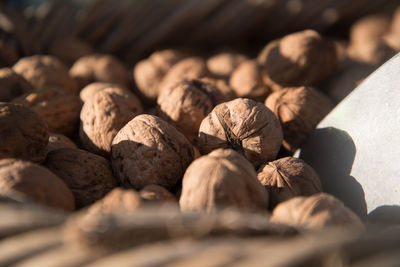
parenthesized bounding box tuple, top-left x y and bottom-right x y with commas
(0, 159, 75, 211)
(111, 114, 194, 190)
(179, 149, 268, 212)
(0, 103, 48, 163)
(45, 148, 117, 208)
(270, 193, 364, 230)
(258, 30, 338, 87)
(12, 55, 79, 94)
(257, 157, 322, 209)
(198, 98, 283, 168)
(265, 86, 333, 152)
(80, 87, 143, 156)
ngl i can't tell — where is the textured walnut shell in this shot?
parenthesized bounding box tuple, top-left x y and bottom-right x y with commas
(80, 87, 143, 156)
(12, 55, 79, 94)
(45, 133, 77, 154)
(0, 159, 75, 211)
(157, 79, 216, 143)
(111, 114, 194, 190)
(0, 103, 48, 163)
(206, 52, 248, 79)
(0, 68, 33, 102)
(70, 54, 130, 89)
(348, 15, 395, 64)
(198, 98, 283, 168)
(87, 187, 142, 215)
(199, 77, 236, 104)
(229, 59, 271, 102)
(159, 57, 208, 90)
(139, 184, 176, 203)
(79, 82, 127, 102)
(257, 157, 322, 209)
(134, 49, 183, 103)
(49, 37, 94, 66)
(180, 149, 268, 212)
(12, 87, 82, 136)
(270, 193, 364, 229)
(258, 30, 338, 87)
(265, 86, 333, 152)
(44, 148, 117, 208)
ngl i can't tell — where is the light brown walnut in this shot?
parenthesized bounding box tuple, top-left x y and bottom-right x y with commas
(179, 149, 268, 212)
(206, 52, 248, 79)
(198, 98, 283, 168)
(79, 82, 127, 103)
(0, 103, 48, 163)
(111, 114, 194, 190)
(44, 148, 117, 208)
(139, 184, 176, 203)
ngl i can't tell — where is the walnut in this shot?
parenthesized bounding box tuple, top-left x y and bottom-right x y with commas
(133, 49, 183, 103)
(229, 59, 271, 102)
(265, 86, 333, 152)
(270, 193, 364, 229)
(157, 79, 216, 143)
(79, 82, 127, 102)
(198, 98, 283, 168)
(44, 148, 117, 208)
(87, 187, 142, 215)
(179, 148, 268, 212)
(0, 103, 48, 163)
(159, 57, 209, 90)
(0, 68, 33, 102)
(111, 114, 194, 190)
(0, 159, 75, 211)
(49, 37, 94, 66)
(139, 184, 176, 203)
(12, 55, 79, 94)
(257, 157, 322, 209)
(12, 87, 82, 136)
(199, 77, 236, 104)
(206, 52, 248, 79)
(45, 133, 77, 154)
(348, 15, 395, 64)
(258, 30, 338, 87)
(69, 54, 130, 89)
(80, 86, 143, 156)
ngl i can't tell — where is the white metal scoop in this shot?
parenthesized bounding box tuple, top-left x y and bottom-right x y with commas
(297, 53, 400, 219)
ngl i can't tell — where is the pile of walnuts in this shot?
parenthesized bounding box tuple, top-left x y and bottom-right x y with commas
(2, 10, 399, 234)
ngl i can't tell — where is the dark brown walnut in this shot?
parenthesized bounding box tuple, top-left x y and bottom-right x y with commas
(157, 79, 217, 143)
(0, 103, 48, 163)
(111, 114, 194, 190)
(206, 52, 248, 79)
(265, 86, 333, 152)
(49, 37, 94, 66)
(0, 68, 33, 102)
(134, 49, 183, 103)
(80, 87, 143, 156)
(198, 98, 283, 168)
(180, 149, 268, 212)
(270, 193, 364, 230)
(70, 54, 130, 89)
(12, 87, 82, 135)
(199, 77, 236, 104)
(139, 184, 176, 203)
(44, 148, 117, 208)
(45, 133, 78, 154)
(258, 30, 338, 87)
(348, 14, 395, 64)
(257, 157, 322, 209)
(159, 57, 209, 90)
(87, 187, 142, 215)
(79, 82, 127, 102)
(12, 55, 79, 94)
(229, 59, 271, 102)
(0, 159, 75, 211)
